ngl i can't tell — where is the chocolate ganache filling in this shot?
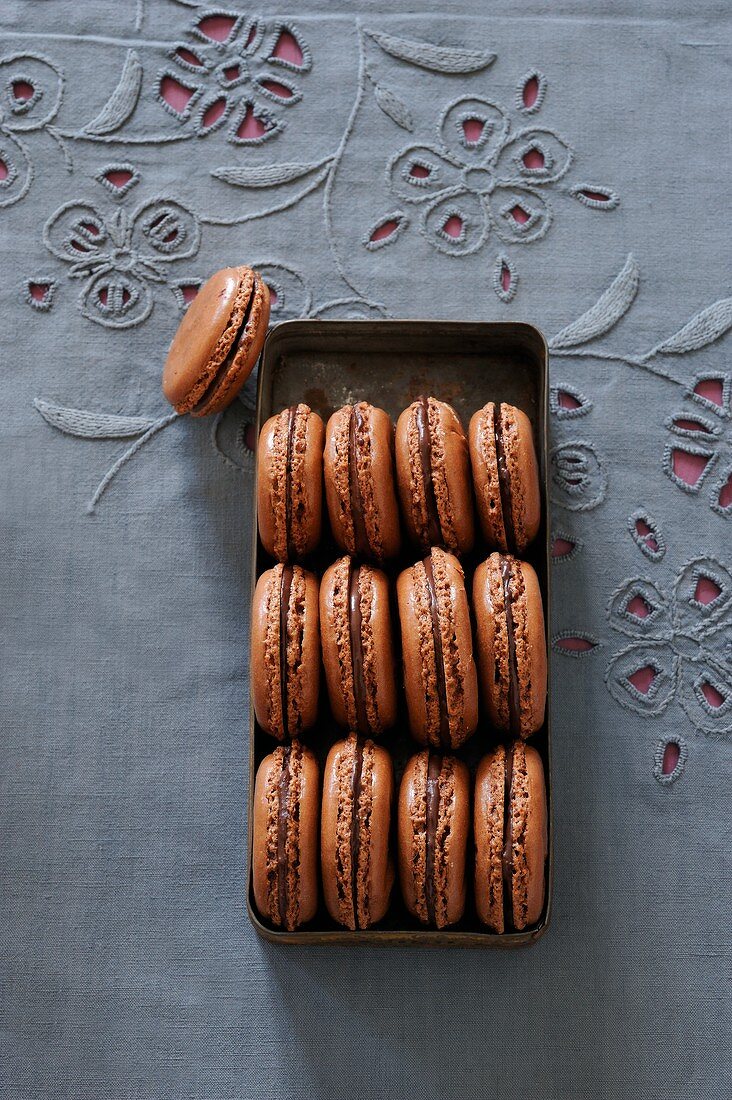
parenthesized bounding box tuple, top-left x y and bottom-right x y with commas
(424, 753, 442, 926)
(348, 563, 369, 735)
(414, 396, 442, 547)
(279, 565, 293, 738)
(349, 737, 365, 928)
(276, 745, 292, 927)
(423, 554, 450, 748)
(283, 405, 299, 561)
(501, 743, 514, 932)
(192, 276, 258, 412)
(494, 404, 516, 553)
(348, 404, 370, 557)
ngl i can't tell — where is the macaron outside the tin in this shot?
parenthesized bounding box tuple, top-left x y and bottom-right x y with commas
(162, 265, 270, 417)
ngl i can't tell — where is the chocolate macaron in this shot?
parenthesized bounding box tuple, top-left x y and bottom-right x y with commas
(257, 404, 325, 562)
(320, 556, 397, 737)
(468, 402, 540, 553)
(473, 554, 547, 738)
(398, 750, 470, 929)
(251, 563, 320, 741)
(395, 396, 474, 555)
(162, 265, 270, 416)
(252, 742, 319, 931)
(321, 734, 395, 930)
(324, 402, 401, 562)
(474, 741, 548, 933)
(397, 547, 478, 749)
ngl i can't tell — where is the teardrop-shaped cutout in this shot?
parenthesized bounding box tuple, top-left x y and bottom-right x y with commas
(661, 740, 680, 775)
(260, 80, 294, 100)
(442, 215, 463, 238)
(719, 472, 732, 509)
(196, 14, 236, 42)
(201, 97, 227, 130)
(0, 158, 8, 182)
(175, 47, 203, 67)
(551, 537, 575, 559)
(628, 666, 656, 694)
(223, 65, 240, 82)
(672, 449, 710, 486)
(522, 75, 539, 109)
(522, 147, 545, 170)
(104, 168, 133, 190)
(462, 118, 485, 144)
(272, 29, 304, 67)
(236, 104, 268, 140)
(694, 576, 722, 605)
(558, 391, 581, 410)
(673, 417, 712, 433)
(159, 75, 195, 113)
(693, 377, 724, 405)
(626, 595, 651, 619)
(410, 164, 430, 179)
(13, 80, 34, 101)
(554, 636, 597, 653)
(701, 682, 725, 708)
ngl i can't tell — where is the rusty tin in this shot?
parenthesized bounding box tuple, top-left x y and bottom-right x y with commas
(247, 319, 552, 947)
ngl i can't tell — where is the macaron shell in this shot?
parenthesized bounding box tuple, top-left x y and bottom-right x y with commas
(473, 555, 547, 737)
(512, 743, 548, 930)
(251, 744, 320, 931)
(397, 751, 469, 928)
(395, 398, 474, 555)
(250, 565, 320, 740)
(191, 276, 270, 417)
(319, 558, 397, 735)
(473, 747, 505, 931)
(162, 266, 239, 411)
(257, 405, 325, 561)
(324, 404, 401, 562)
(506, 406, 541, 550)
(396, 549, 477, 748)
(468, 403, 541, 553)
(321, 737, 394, 929)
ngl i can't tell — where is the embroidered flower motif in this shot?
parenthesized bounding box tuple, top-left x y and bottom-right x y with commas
(382, 93, 615, 297)
(43, 197, 201, 328)
(160, 12, 310, 143)
(0, 52, 64, 208)
(663, 372, 732, 517)
(605, 558, 732, 735)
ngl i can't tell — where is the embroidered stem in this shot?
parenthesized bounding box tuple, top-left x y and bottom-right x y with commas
(87, 411, 179, 514)
(46, 125, 73, 173)
(550, 347, 685, 386)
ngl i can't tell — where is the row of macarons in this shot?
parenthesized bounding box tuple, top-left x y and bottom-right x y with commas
(252, 735, 547, 934)
(257, 396, 541, 565)
(252, 545, 546, 748)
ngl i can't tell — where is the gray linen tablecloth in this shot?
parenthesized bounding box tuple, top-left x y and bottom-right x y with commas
(1, 1, 730, 1097)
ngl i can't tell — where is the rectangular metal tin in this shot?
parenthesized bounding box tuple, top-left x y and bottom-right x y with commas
(247, 319, 551, 947)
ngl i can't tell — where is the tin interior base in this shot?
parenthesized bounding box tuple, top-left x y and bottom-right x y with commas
(249, 320, 551, 946)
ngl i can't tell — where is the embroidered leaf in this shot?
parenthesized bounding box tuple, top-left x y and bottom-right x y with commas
(34, 398, 155, 439)
(652, 299, 732, 356)
(549, 254, 639, 349)
(210, 156, 333, 188)
(83, 50, 143, 136)
(372, 82, 413, 131)
(366, 30, 496, 73)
